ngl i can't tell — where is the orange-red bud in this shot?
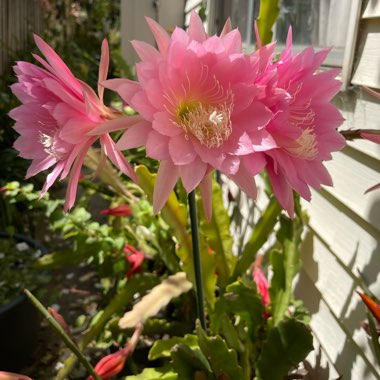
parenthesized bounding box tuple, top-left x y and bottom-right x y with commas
(357, 291, 380, 324)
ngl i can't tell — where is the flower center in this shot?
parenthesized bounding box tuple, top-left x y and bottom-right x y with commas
(39, 132, 64, 158)
(175, 99, 233, 148)
(286, 127, 318, 160)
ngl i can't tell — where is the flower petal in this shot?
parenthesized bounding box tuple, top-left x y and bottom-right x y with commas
(153, 160, 179, 213)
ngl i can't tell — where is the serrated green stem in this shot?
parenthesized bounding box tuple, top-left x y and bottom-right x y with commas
(188, 190, 206, 329)
(24, 289, 101, 380)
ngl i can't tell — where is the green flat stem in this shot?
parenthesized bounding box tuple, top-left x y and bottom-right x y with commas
(188, 190, 206, 329)
(24, 289, 101, 380)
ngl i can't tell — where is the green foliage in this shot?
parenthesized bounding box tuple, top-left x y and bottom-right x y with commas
(125, 366, 178, 380)
(198, 178, 235, 287)
(196, 322, 244, 379)
(136, 165, 217, 307)
(255, 319, 313, 380)
(149, 335, 198, 360)
(233, 197, 282, 278)
(269, 216, 303, 325)
(256, 0, 281, 45)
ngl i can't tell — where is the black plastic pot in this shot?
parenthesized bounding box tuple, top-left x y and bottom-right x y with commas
(0, 232, 47, 371)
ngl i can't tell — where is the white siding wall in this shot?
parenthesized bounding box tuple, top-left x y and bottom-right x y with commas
(294, 2, 380, 377)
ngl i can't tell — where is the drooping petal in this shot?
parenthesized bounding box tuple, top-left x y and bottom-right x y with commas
(153, 160, 179, 213)
(100, 134, 137, 181)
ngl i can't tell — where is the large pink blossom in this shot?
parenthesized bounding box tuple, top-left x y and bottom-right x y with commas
(97, 12, 273, 219)
(250, 29, 346, 216)
(10, 35, 138, 210)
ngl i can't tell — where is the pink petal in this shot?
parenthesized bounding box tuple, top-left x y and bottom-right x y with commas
(64, 141, 91, 211)
(41, 160, 65, 195)
(153, 160, 179, 213)
(243, 153, 266, 175)
(188, 11, 207, 42)
(98, 39, 110, 101)
(228, 166, 257, 199)
(199, 172, 213, 221)
(220, 18, 232, 37)
(254, 21, 262, 48)
(169, 135, 196, 165)
(102, 78, 141, 104)
(88, 115, 145, 136)
(152, 111, 181, 137)
(365, 182, 380, 194)
(100, 134, 137, 181)
(146, 131, 170, 160)
(131, 40, 161, 62)
(266, 162, 294, 218)
(26, 155, 57, 178)
(60, 141, 90, 180)
(33, 34, 82, 97)
(116, 120, 151, 150)
(179, 158, 207, 192)
(361, 131, 380, 144)
(145, 17, 171, 56)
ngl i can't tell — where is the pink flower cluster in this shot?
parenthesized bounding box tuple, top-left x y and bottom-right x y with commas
(11, 12, 347, 216)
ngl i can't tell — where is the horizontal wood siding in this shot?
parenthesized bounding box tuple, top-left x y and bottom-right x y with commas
(296, 84, 380, 378)
(351, 17, 380, 89)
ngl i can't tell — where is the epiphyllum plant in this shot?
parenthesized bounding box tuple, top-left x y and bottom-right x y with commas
(10, 35, 138, 210)
(10, 8, 380, 380)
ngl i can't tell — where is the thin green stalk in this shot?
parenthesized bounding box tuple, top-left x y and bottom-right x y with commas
(24, 289, 101, 380)
(188, 190, 206, 329)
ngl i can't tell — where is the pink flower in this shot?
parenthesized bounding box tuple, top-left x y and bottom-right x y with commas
(124, 244, 144, 278)
(251, 28, 346, 216)
(100, 204, 132, 217)
(10, 35, 138, 210)
(99, 12, 273, 219)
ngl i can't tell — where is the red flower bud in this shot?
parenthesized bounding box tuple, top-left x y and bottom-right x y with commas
(357, 291, 380, 324)
(87, 349, 129, 380)
(100, 204, 132, 217)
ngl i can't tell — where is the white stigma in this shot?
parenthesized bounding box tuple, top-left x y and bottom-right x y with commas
(209, 110, 224, 126)
(39, 132, 60, 157)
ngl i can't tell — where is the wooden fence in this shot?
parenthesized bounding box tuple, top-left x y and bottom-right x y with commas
(0, 0, 43, 75)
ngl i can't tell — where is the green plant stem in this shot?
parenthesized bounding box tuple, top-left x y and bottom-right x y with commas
(24, 289, 101, 380)
(188, 190, 206, 329)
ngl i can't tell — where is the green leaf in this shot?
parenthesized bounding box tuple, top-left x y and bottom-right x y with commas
(125, 366, 178, 380)
(199, 178, 235, 287)
(214, 281, 264, 341)
(171, 343, 212, 380)
(136, 165, 217, 307)
(256, 0, 280, 45)
(256, 319, 313, 380)
(196, 321, 243, 379)
(233, 197, 282, 279)
(269, 217, 302, 325)
(149, 335, 198, 360)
